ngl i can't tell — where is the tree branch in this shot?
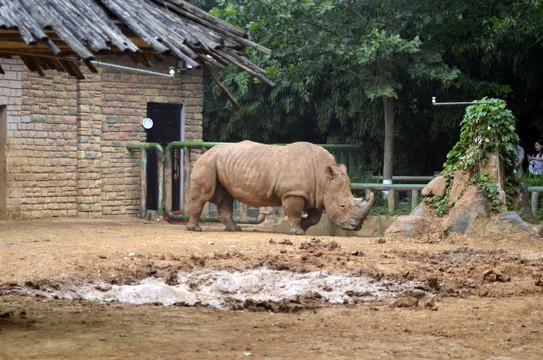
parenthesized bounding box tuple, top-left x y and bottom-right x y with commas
(345, 0, 364, 21)
(298, 19, 341, 37)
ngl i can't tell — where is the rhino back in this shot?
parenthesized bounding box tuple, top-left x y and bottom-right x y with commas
(212, 141, 335, 207)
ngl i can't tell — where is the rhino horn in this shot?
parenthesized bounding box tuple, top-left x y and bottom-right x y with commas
(343, 191, 375, 231)
(356, 191, 375, 219)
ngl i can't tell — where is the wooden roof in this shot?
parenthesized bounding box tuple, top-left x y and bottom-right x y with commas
(0, 0, 273, 88)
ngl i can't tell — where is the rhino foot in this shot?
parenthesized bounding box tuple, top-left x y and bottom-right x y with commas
(186, 224, 202, 232)
(225, 224, 242, 232)
(288, 226, 305, 235)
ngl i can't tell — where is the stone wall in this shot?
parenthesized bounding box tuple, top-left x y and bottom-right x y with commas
(0, 56, 203, 220)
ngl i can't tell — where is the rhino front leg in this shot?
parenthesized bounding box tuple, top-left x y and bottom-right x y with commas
(282, 196, 306, 235)
(301, 208, 322, 231)
(214, 186, 242, 232)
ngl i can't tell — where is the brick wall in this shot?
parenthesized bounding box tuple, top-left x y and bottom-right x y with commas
(0, 56, 203, 220)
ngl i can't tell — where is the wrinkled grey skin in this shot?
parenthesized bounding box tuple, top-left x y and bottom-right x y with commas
(186, 141, 374, 235)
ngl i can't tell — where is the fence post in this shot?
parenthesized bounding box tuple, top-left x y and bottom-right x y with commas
(182, 146, 191, 214)
(388, 189, 396, 213)
(411, 190, 419, 210)
(239, 202, 249, 221)
(532, 192, 539, 217)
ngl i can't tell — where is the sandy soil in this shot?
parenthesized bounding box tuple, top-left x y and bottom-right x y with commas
(1, 217, 543, 359)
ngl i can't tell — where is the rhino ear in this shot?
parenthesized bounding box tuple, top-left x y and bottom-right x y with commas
(325, 164, 346, 181)
(325, 165, 334, 180)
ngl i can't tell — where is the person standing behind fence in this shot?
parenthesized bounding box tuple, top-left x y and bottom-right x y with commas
(528, 138, 543, 175)
(515, 144, 525, 176)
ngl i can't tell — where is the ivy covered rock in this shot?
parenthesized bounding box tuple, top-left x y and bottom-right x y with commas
(449, 170, 472, 204)
(388, 98, 540, 239)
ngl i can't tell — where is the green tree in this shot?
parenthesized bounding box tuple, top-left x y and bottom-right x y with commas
(448, 0, 543, 143)
(464, 0, 543, 218)
(203, 0, 543, 177)
(206, 0, 459, 180)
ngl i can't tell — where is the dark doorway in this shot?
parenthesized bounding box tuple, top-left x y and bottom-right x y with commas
(145, 102, 184, 211)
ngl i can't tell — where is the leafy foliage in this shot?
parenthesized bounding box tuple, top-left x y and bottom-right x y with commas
(444, 98, 519, 177)
(521, 173, 543, 187)
(423, 173, 455, 216)
(444, 0, 543, 144)
(470, 173, 504, 212)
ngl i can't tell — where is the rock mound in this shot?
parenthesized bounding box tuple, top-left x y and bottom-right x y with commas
(386, 174, 541, 239)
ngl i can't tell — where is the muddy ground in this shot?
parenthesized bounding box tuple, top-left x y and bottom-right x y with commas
(1, 217, 543, 359)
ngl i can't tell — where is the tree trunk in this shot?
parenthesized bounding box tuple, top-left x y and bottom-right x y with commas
(382, 96, 394, 183)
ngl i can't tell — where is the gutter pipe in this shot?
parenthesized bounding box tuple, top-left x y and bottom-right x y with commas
(431, 97, 492, 106)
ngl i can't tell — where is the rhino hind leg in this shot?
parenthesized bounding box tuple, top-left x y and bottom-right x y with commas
(282, 196, 306, 235)
(214, 186, 242, 232)
(186, 164, 216, 232)
(301, 208, 323, 231)
(186, 197, 206, 232)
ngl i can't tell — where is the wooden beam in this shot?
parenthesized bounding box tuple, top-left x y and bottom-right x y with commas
(101, 0, 171, 54)
(19, 55, 45, 76)
(210, 48, 275, 87)
(83, 59, 99, 73)
(19, 0, 95, 60)
(200, 60, 240, 111)
(58, 59, 84, 79)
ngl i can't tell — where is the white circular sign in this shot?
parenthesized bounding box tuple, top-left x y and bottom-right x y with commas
(142, 118, 153, 130)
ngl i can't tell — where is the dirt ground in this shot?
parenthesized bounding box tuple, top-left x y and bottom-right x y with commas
(1, 217, 543, 359)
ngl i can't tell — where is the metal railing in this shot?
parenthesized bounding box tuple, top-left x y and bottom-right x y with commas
(353, 182, 543, 217)
(351, 183, 427, 213)
(529, 187, 543, 217)
(125, 142, 164, 218)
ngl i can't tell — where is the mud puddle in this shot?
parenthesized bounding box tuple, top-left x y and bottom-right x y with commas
(4, 268, 428, 311)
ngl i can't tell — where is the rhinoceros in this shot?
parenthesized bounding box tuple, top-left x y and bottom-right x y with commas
(186, 141, 374, 235)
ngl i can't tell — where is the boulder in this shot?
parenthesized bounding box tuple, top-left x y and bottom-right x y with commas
(385, 215, 431, 237)
(444, 185, 490, 234)
(411, 203, 426, 217)
(449, 170, 471, 203)
(492, 212, 540, 238)
(385, 165, 542, 238)
(479, 153, 506, 202)
(421, 176, 447, 197)
(411, 202, 438, 217)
